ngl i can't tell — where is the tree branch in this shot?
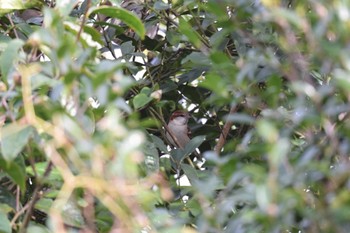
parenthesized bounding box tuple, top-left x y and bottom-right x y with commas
(215, 106, 237, 155)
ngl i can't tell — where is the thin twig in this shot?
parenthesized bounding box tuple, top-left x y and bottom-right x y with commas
(215, 105, 237, 155)
(76, 0, 91, 42)
(7, 14, 19, 39)
(19, 162, 53, 233)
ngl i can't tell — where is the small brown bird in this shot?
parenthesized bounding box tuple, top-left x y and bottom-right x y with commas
(166, 110, 191, 149)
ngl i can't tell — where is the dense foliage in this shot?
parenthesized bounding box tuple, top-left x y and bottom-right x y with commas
(1, 0, 350, 232)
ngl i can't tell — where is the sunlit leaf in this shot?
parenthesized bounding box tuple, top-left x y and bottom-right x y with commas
(179, 18, 202, 49)
(0, 0, 44, 15)
(133, 93, 152, 109)
(90, 6, 145, 39)
(26, 162, 63, 182)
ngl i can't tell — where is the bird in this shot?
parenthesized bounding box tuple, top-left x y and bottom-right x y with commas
(166, 110, 204, 163)
(166, 110, 191, 149)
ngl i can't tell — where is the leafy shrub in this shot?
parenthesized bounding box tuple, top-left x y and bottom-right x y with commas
(0, 0, 350, 232)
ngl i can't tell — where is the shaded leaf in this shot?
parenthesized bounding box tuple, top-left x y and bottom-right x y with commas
(143, 140, 160, 173)
(181, 163, 198, 183)
(1, 124, 35, 161)
(0, 187, 16, 210)
(35, 198, 53, 214)
(26, 162, 63, 182)
(0, 39, 24, 79)
(61, 199, 85, 228)
(150, 134, 168, 153)
(226, 113, 255, 125)
(170, 148, 186, 164)
(0, 157, 26, 192)
(183, 135, 206, 156)
(27, 225, 51, 233)
(0, 210, 11, 233)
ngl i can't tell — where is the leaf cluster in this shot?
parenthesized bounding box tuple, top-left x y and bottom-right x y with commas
(1, 0, 350, 232)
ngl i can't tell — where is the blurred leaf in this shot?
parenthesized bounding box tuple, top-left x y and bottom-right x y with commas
(0, 157, 26, 192)
(26, 162, 63, 182)
(226, 113, 255, 125)
(0, 210, 11, 233)
(35, 198, 53, 214)
(179, 18, 202, 49)
(256, 119, 278, 143)
(199, 72, 228, 97)
(143, 140, 160, 173)
(0, 39, 24, 79)
(1, 124, 35, 161)
(150, 134, 168, 153)
(182, 52, 211, 66)
(133, 93, 152, 109)
(0, 187, 16, 210)
(269, 138, 290, 166)
(0, 0, 44, 15)
(90, 6, 145, 39)
(61, 199, 85, 228)
(26, 225, 51, 233)
(154, 1, 171, 10)
(31, 73, 60, 90)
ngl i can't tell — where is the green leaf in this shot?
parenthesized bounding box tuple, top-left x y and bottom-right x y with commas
(0, 39, 24, 79)
(154, 1, 170, 10)
(35, 198, 53, 214)
(1, 124, 35, 161)
(150, 135, 168, 153)
(133, 89, 153, 109)
(61, 199, 85, 228)
(26, 162, 63, 182)
(27, 225, 51, 233)
(0, 0, 44, 15)
(170, 148, 186, 164)
(0, 187, 16, 210)
(90, 6, 145, 39)
(143, 140, 160, 173)
(0, 210, 11, 233)
(0, 34, 11, 50)
(31, 73, 60, 90)
(183, 135, 206, 156)
(181, 163, 198, 183)
(199, 72, 228, 97)
(120, 41, 135, 60)
(83, 25, 104, 45)
(226, 113, 255, 125)
(256, 119, 278, 143)
(0, 157, 26, 192)
(179, 18, 202, 49)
